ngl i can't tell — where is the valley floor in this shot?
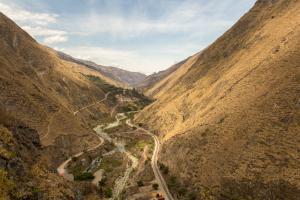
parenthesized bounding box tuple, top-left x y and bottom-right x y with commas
(57, 111, 171, 200)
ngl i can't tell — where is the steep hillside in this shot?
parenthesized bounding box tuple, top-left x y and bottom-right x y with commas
(0, 11, 109, 151)
(0, 12, 149, 159)
(0, 12, 152, 199)
(57, 51, 146, 87)
(136, 0, 300, 199)
(0, 110, 78, 199)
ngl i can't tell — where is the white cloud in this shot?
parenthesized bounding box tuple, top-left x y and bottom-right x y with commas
(21, 26, 68, 44)
(21, 26, 67, 37)
(0, 0, 255, 73)
(75, 1, 233, 37)
(63, 46, 138, 67)
(0, 1, 57, 26)
(0, 1, 68, 44)
(43, 35, 68, 44)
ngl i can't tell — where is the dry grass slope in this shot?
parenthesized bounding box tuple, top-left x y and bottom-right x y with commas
(0, 12, 121, 149)
(136, 0, 300, 199)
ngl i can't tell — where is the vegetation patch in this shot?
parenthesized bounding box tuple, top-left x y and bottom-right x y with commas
(0, 169, 15, 199)
(152, 183, 159, 190)
(83, 74, 153, 108)
(137, 180, 144, 187)
(103, 187, 112, 198)
(100, 156, 123, 173)
(119, 102, 139, 112)
(74, 172, 95, 181)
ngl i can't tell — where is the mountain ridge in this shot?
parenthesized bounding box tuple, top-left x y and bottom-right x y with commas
(57, 51, 146, 87)
(137, 56, 191, 94)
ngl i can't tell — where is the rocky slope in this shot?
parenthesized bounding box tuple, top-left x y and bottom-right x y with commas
(136, 0, 300, 199)
(57, 51, 146, 88)
(0, 109, 78, 199)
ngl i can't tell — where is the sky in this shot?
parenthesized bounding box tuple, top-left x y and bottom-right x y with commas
(0, 0, 256, 74)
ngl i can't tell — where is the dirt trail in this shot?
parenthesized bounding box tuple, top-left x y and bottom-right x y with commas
(40, 109, 60, 141)
(73, 92, 110, 115)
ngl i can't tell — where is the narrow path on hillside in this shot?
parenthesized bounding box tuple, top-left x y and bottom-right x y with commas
(41, 92, 110, 141)
(73, 92, 111, 115)
(126, 119, 174, 200)
(40, 109, 60, 141)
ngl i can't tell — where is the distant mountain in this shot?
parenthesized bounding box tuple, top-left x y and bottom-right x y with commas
(57, 51, 146, 87)
(136, 57, 190, 94)
(136, 0, 300, 199)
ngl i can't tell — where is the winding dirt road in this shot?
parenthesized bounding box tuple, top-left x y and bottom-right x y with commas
(57, 133, 104, 180)
(57, 111, 138, 200)
(126, 120, 174, 200)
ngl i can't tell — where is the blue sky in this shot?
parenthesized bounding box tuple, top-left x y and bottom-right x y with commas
(0, 0, 256, 74)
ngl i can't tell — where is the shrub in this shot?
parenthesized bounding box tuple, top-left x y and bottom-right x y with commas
(167, 176, 178, 189)
(163, 167, 169, 174)
(159, 163, 169, 175)
(152, 183, 159, 190)
(71, 156, 77, 162)
(104, 187, 112, 198)
(74, 172, 95, 181)
(178, 187, 187, 196)
(137, 180, 144, 187)
(188, 191, 197, 200)
(99, 177, 107, 186)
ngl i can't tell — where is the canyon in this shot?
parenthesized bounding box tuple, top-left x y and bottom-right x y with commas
(0, 0, 300, 199)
